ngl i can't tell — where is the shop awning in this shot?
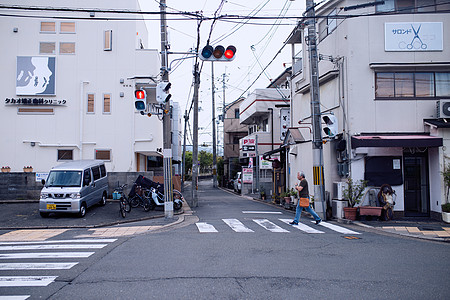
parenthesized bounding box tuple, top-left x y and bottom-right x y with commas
(351, 134, 443, 149)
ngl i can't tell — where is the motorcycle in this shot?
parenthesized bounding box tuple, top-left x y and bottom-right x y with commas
(129, 175, 183, 211)
(150, 186, 183, 211)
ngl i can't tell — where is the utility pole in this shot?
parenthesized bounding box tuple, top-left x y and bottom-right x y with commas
(306, 0, 327, 220)
(159, 0, 173, 218)
(211, 62, 217, 188)
(192, 63, 200, 207)
(181, 110, 188, 192)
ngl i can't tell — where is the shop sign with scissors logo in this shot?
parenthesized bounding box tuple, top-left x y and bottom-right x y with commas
(385, 22, 443, 52)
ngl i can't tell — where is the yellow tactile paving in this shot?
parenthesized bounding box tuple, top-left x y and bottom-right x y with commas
(76, 226, 164, 238)
(443, 227, 450, 232)
(434, 231, 450, 237)
(0, 229, 68, 241)
(406, 227, 421, 233)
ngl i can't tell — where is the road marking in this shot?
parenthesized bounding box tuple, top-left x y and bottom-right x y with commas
(0, 276, 57, 287)
(196, 222, 218, 233)
(0, 244, 108, 251)
(253, 219, 289, 233)
(0, 296, 30, 300)
(0, 239, 117, 245)
(279, 219, 324, 234)
(313, 221, 361, 235)
(242, 211, 283, 214)
(0, 252, 94, 259)
(0, 262, 78, 270)
(223, 219, 254, 232)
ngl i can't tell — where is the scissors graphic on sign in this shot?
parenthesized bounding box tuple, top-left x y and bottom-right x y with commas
(407, 24, 427, 50)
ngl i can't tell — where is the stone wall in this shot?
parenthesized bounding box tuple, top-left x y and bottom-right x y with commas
(0, 171, 181, 201)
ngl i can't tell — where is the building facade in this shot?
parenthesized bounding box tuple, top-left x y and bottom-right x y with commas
(0, 0, 179, 175)
(287, 0, 450, 219)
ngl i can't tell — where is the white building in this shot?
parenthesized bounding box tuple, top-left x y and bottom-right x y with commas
(0, 0, 181, 174)
(287, 0, 450, 219)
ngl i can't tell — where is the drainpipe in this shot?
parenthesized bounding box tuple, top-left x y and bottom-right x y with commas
(80, 81, 89, 159)
(268, 108, 274, 151)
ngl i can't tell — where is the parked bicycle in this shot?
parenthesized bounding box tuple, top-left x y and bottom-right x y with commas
(129, 185, 151, 212)
(113, 183, 131, 218)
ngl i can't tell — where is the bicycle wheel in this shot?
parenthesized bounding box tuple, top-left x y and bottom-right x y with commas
(173, 190, 183, 210)
(119, 201, 126, 218)
(123, 195, 132, 213)
(143, 197, 151, 212)
(129, 195, 139, 208)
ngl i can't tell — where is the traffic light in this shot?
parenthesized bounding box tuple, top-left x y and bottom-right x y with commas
(322, 114, 338, 138)
(156, 81, 172, 104)
(134, 89, 146, 112)
(200, 45, 236, 61)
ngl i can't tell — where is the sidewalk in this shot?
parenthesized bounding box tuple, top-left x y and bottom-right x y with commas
(239, 190, 450, 243)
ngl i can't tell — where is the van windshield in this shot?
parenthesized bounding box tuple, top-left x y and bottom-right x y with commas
(46, 171, 82, 187)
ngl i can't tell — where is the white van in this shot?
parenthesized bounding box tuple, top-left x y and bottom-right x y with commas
(39, 160, 108, 218)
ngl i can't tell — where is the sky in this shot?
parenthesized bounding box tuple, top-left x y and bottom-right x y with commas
(138, 0, 306, 147)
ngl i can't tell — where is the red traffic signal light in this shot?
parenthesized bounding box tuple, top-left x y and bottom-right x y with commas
(200, 45, 236, 61)
(134, 89, 146, 111)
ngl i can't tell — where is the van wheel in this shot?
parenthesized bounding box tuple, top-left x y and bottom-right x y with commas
(78, 203, 87, 218)
(99, 193, 107, 206)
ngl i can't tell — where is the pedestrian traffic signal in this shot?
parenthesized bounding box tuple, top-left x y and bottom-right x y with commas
(200, 45, 236, 61)
(322, 114, 338, 138)
(134, 89, 146, 111)
(156, 81, 172, 104)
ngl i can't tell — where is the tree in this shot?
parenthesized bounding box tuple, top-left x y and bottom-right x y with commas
(199, 150, 213, 174)
(184, 151, 192, 179)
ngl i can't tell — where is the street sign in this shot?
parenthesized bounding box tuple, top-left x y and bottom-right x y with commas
(242, 168, 253, 184)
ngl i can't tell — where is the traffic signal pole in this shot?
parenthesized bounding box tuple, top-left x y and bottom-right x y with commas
(159, 0, 174, 218)
(306, 0, 327, 220)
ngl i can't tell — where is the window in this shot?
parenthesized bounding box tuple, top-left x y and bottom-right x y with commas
(40, 22, 55, 33)
(327, 9, 337, 33)
(375, 72, 450, 98)
(87, 94, 95, 113)
(103, 94, 111, 114)
(39, 42, 56, 54)
(60, 42, 75, 54)
(234, 108, 239, 119)
(99, 164, 106, 177)
(95, 150, 111, 161)
(376, 0, 448, 12)
(57, 149, 73, 161)
(83, 169, 91, 185)
(91, 166, 100, 181)
(60, 22, 75, 33)
(104, 30, 112, 51)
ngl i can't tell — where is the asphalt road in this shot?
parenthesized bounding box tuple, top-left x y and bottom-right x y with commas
(13, 180, 446, 300)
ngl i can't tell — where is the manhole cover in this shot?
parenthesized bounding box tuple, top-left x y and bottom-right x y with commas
(343, 236, 361, 240)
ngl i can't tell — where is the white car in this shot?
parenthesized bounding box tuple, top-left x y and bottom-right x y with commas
(233, 172, 242, 193)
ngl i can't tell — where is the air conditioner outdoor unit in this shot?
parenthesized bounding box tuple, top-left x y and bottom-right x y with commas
(333, 182, 347, 200)
(437, 100, 450, 118)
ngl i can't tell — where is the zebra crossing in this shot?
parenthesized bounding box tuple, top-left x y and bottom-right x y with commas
(0, 238, 117, 299)
(196, 218, 361, 235)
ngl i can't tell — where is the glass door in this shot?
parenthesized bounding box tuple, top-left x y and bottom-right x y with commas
(403, 151, 429, 217)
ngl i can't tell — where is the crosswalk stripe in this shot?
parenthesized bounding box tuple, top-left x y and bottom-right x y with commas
(242, 211, 283, 214)
(0, 276, 57, 287)
(313, 221, 361, 235)
(0, 239, 116, 246)
(0, 262, 78, 270)
(0, 296, 30, 300)
(196, 222, 218, 233)
(253, 219, 289, 233)
(279, 219, 324, 233)
(0, 244, 108, 251)
(223, 219, 254, 232)
(0, 252, 94, 259)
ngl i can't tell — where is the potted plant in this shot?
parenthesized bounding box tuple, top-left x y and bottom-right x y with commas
(260, 186, 266, 201)
(280, 191, 290, 205)
(342, 178, 367, 220)
(442, 203, 450, 223)
(23, 166, 33, 172)
(442, 163, 450, 202)
(1, 166, 11, 173)
(290, 188, 298, 206)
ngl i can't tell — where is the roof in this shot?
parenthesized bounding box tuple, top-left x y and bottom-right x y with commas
(424, 118, 450, 128)
(351, 134, 443, 149)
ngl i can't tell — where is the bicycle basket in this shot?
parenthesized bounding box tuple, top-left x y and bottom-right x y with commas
(112, 191, 121, 200)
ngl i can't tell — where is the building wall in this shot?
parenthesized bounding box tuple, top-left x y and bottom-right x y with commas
(289, 0, 450, 216)
(0, 0, 164, 174)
